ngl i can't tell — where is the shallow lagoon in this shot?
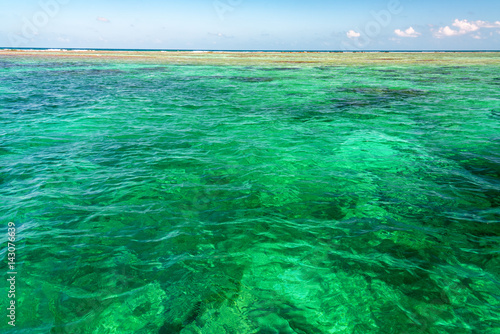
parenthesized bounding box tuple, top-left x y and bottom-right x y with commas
(0, 51, 499, 333)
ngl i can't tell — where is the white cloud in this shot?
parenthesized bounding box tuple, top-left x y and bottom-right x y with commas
(475, 20, 500, 28)
(346, 30, 360, 39)
(434, 19, 500, 38)
(97, 17, 110, 23)
(453, 19, 480, 33)
(437, 25, 460, 37)
(394, 27, 421, 38)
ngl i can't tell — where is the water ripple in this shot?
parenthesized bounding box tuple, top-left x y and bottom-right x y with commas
(1, 57, 499, 333)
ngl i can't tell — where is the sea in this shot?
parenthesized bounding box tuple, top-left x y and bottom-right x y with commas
(0, 50, 499, 333)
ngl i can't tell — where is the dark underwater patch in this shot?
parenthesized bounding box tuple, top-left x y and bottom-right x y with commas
(158, 322, 183, 334)
(261, 67, 300, 71)
(338, 86, 427, 99)
(86, 68, 125, 74)
(179, 75, 276, 82)
(51, 68, 126, 75)
(376, 69, 398, 73)
(0, 61, 14, 68)
(330, 97, 379, 110)
(231, 76, 275, 82)
(134, 66, 170, 72)
(313, 86, 429, 114)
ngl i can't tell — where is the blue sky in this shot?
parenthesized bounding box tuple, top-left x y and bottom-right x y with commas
(1, 0, 499, 50)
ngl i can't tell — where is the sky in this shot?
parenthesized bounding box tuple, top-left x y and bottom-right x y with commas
(1, 0, 499, 50)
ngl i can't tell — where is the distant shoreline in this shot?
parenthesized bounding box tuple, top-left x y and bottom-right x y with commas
(1, 49, 499, 66)
(2, 47, 500, 53)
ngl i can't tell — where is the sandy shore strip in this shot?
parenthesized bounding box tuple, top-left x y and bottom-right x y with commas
(1, 50, 500, 66)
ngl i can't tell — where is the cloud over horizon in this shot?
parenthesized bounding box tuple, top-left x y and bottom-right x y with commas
(394, 27, 421, 38)
(434, 19, 500, 38)
(346, 30, 361, 39)
(2, 1, 500, 50)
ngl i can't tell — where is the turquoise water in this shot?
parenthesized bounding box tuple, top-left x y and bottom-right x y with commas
(1, 55, 499, 333)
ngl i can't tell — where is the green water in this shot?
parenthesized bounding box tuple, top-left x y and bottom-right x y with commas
(1, 55, 499, 333)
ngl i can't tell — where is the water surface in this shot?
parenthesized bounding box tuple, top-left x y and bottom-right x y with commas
(0, 52, 499, 333)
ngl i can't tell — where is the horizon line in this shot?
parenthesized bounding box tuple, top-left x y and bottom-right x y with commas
(2, 47, 500, 53)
